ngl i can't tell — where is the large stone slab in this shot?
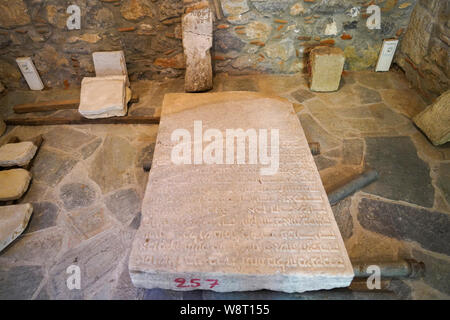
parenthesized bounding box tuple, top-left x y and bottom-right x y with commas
(182, 4, 213, 92)
(0, 203, 33, 252)
(0, 142, 37, 167)
(129, 91, 354, 293)
(413, 90, 450, 146)
(0, 168, 32, 201)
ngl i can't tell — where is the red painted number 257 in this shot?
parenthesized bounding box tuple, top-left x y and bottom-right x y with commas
(174, 278, 219, 289)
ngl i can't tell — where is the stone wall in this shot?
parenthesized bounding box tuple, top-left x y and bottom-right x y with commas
(0, 0, 185, 89)
(0, 0, 419, 89)
(395, 0, 449, 102)
(214, 0, 418, 75)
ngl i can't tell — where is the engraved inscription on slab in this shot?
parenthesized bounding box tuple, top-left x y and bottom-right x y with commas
(129, 92, 354, 293)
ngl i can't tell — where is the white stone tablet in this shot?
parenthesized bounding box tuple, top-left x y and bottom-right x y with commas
(79, 76, 127, 119)
(0, 142, 38, 167)
(93, 51, 130, 86)
(129, 92, 354, 293)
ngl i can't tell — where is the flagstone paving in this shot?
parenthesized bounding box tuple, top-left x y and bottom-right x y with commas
(0, 70, 449, 299)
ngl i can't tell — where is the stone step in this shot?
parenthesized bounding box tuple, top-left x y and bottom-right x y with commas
(0, 203, 33, 252)
(0, 141, 38, 167)
(129, 91, 354, 293)
(0, 169, 32, 201)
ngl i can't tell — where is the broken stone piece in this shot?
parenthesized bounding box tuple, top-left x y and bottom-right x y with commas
(0, 142, 38, 167)
(79, 76, 128, 119)
(0, 204, 33, 252)
(182, 4, 213, 92)
(413, 90, 450, 146)
(310, 46, 345, 92)
(129, 92, 354, 293)
(0, 169, 32, 201)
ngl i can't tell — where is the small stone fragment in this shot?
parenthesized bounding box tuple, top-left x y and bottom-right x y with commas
(0, 204, 33, 252)
(0, 169, 32, 201)
(310, 46, 345, 92)
(413, 90, 450, 146)
(0, 142, 38, 167)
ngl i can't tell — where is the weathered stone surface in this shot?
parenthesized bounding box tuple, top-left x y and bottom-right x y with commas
(106, 188, 141, 225)
(221, 0, 250, 17)
(436, 162, 450, 206)
(24, 202, 59, 234)
(355, 85, 382, 104)
(222, 77, 258, 91)
(298, 114, 340, 151)
(412, 249, 450, 295)
(79, 76, 128, 119)
(0, 203, 33, 252)
(413, 90, 450, 146)
(331, 198, 354, 241)
(358, 198, 450, 256)
(0, 0, 30, 29)
(342, 139, 364, 166)
(0, 265, 43, 300)
(89, 135, 136, 194)
(129, 92, 353, 293)
(0, 228, 64, 265)
(363, 136, 434, 208)
(291, 88, 315, 103)
(44, 128, 95, 153)
(0, 118, 5, 137)
(251, 0, 290, 13)
(31, 149, 77, 187)
(47, 229, 132, 299)
(182, 6, 213, 92)
(310, 46, 345, 92)
(67, 206, 114, 240)
(0, 169, 31, 201)
(81, 138, 102, 160)
(0, 142, 37, 167)
(121, 0, 155, 21)
(59, 183, 97, 211)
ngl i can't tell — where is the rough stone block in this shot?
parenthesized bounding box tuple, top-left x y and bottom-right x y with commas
(310, 46, 345, 92)
(0, 168, 32, 201)
(79, 76, 130, 119)
(413, 90, 450, 146)
(0, 141, 38, 167)
(129, 92, 354, 293)
(0, 117, 5, 137)
(182, 4, 213, 92)
(0, 204, 33, 252)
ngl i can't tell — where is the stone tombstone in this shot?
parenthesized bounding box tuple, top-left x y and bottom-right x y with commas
(310, 46, 345, 92)
(129, 91, 354, 293)
(182, 4, 214, 92)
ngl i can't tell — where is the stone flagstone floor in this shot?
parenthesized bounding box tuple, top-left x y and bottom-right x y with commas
(0, 70, 449, 300)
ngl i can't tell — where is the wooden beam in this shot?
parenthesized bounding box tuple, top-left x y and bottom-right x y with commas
(13, 95, 140, 114)
(5, 115, 161, 126)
